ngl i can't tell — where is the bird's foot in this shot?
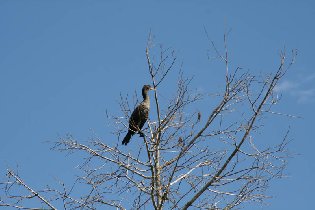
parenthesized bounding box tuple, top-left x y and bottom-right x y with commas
(139, 131, 145, 137)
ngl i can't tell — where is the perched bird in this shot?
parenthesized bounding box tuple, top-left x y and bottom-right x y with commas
(178, 136, 184, 147)
(122, 85, 155, 145)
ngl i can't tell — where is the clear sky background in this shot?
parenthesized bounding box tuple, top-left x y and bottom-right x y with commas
(0, 0, 314, 209)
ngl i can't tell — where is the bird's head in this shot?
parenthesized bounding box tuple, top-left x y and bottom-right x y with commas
(142, 85, 155, 98)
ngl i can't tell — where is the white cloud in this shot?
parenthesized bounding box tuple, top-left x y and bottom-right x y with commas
(293, 89, 315, 104)
(275, 75, 315, 104)
(274, 80, 298, 92)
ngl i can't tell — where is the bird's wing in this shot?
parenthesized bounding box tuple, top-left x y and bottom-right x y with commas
(138, 104, 149, 130)
(129, 105, 142, 131)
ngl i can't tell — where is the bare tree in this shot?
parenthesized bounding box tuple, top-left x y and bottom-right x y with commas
(1, 33, 296, 210)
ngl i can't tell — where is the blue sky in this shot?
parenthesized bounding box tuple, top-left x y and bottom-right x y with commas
(0, 0, 314, 209)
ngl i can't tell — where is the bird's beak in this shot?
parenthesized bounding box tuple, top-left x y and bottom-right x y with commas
(150, 87, 156, 91)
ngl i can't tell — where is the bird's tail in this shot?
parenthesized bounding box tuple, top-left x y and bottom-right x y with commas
(122, 131, 133, 145)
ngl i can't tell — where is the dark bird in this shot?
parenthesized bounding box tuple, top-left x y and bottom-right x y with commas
(197, 112, 201, 122)
(178, 137, 184, 147)
(122, 85, 155, 145)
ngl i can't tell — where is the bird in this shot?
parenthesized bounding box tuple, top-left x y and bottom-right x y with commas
(197, 112, 201, 122)
(178, 137, 184, 147)
(122, 85, 155, 145)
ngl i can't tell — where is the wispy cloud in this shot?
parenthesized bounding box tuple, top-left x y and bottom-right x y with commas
(292, 89, 315, 104)
(275, 73, 315, 104)
(274, 80, 298, 92)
